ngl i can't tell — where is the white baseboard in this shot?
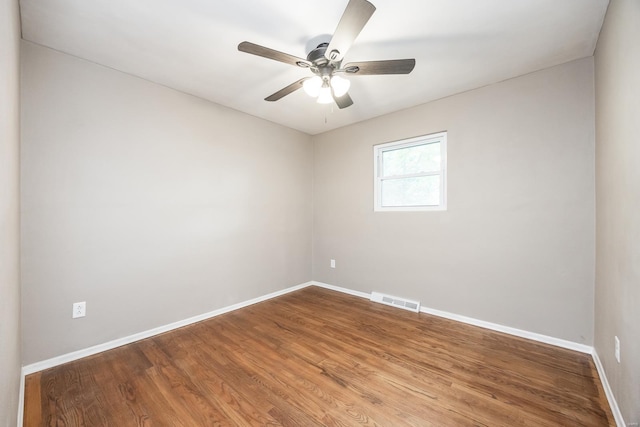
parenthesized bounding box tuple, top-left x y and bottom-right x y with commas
(312, 282, 629, 425)
(313, 281, 592, 353)
(22, 281, 313, 376)
(418, 305, 593, 354)
(17, 281, 314, 426)
(18, 280, 619, 427)
(592, 350, 625, 427)
(312, 281, 371, 299)
(25, 280, 589, 369)
(16, 367, 25, 427)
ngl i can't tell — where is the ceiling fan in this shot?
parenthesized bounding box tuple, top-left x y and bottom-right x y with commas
(237, 0, 416, 109)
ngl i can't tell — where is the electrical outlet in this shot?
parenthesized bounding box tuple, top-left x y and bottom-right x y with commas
(330, 259, 336, 268)
(72, 301, 86, 318)
(614, 336, 620, 363)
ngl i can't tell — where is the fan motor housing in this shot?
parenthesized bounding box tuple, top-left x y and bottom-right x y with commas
(307, 42, 342, 78)
(307, 43, 331, 67)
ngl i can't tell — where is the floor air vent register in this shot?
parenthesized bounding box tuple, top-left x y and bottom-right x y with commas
(370, 292, 420, 313)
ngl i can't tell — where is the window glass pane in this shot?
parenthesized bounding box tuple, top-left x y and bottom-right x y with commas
(381, 175, 440, 207)
(382, 142, 440, 177)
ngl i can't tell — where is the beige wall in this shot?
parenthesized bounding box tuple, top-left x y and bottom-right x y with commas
(313, 58, 596, 344)
(594, 0, 640, 423)
(20, 42, 313, 364)
(0, 0, 21, 424)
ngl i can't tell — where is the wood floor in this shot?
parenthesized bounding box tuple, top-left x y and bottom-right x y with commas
(24, 286, 614, 426)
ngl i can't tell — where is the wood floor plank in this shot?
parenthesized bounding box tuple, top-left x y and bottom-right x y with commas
(23, 372, 42, 427)
(197, 312, 395, 425)
(23, 286, 615, 426)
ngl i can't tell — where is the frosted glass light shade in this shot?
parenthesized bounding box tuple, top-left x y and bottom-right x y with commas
(317, 85, 333, 104)
(330, 75, 350, 97)
(303, 76, 322, 97)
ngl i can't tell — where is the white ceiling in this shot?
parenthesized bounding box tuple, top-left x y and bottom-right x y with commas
(20, 0, 609, 135)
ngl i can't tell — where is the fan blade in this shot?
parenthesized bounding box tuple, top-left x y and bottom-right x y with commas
(325, 0, 376, 62)
(265, 78, 309, 102)
(342, 59, 416, 75)
(238, 41, 311, 68)
(333, 92, 354, 109)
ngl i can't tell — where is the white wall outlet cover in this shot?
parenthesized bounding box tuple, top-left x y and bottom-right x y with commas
(614, 336, 620, 363)
(73, 301, 86, 318)
(330, 259, 336, 268)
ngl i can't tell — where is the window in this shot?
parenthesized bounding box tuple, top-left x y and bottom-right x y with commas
(374, 131, 447, 211)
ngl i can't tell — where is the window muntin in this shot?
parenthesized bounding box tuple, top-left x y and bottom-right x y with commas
(374, 132, 447, 211)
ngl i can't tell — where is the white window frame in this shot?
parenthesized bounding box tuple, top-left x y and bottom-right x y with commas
(374, 131, 447, 212)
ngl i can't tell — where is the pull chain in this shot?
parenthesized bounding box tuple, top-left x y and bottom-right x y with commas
(324, 103, 335, 125)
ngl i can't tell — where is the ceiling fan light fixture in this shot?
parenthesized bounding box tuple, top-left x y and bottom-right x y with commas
(239, 0, 416, 110)
(303, 76, 322, 97)
(317, 84, 333, 104)
(330, 75, 350, 97)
